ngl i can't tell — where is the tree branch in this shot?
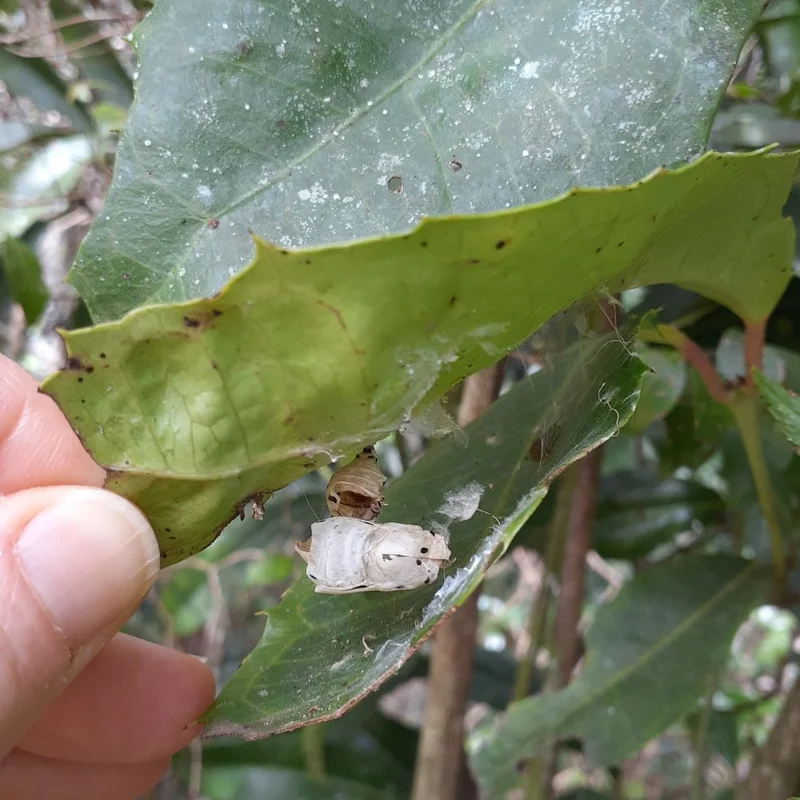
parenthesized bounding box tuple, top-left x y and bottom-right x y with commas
(410, 362, 505, 800)
(553, 447, 604, 686)
(736, 678, 800, 800)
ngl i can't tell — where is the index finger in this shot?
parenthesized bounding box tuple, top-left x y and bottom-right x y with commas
(0, 355, 105, 493)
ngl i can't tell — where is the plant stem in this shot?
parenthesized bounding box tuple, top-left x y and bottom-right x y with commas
(744, 318, 766, 385)
(690, 678, 716, 800)
(655, 324, 729, 403)
(512, 465, 578, 703)
(410, 363, 505, 800)
(302, 723, 326, 781)
(729, 391, 786, 591)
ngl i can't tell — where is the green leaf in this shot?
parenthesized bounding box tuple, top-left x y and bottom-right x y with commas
(655, 369, 734, 473)
(625, 345, 686, 433)
(0, 51, 92, 133)
(470, 555, 770, 796)
(592, 472, 724, 560)
(753, 370, 800, 450)
(198, 766, 398, 800)
(707, 710, 739, 767)
(0, 238, 48, 324)
(515, 471, 724, 560)
(202, 327, 647, 736)
(43, 151, 798, 565)
(180, 710, 415, 799)
(244, 554, 294, 587)
(68, 0, 765, 321)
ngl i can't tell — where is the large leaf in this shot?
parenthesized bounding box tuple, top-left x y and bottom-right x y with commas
(69, 0, 764, 322)
(43, 151, 798, 565)
(469, 555, 770, 797)
(202, 327, 648, 736)
(753, 370, 800, 450)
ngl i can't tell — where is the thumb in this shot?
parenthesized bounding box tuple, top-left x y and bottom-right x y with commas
(0, 486, 160, 757)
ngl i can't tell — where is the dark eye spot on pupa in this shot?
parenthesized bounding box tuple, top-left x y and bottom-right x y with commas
(416, 559, 422, 565)
(353, 584, 367, 590)
(421, 547, 429, 554)
(309, 574, 318, 580)
(396, 585, 405, 589)
(328, 495, 337, 503)
(382, 554, 394, 561)
(424, 577, 431, 584)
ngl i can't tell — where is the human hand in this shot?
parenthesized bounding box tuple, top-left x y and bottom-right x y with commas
(0, 354, 215, 799)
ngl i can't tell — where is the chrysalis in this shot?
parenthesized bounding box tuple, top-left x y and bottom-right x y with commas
(295, 518, 451, 594)
(325, 446, 387, 520)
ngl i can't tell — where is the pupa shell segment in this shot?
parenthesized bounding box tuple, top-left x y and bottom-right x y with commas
(295, 518, 451, 594)
(325, 446, 387, 520)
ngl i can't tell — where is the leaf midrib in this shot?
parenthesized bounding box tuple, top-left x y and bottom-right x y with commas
(136, 0, 491, 310)
(490, 558, 762, 780)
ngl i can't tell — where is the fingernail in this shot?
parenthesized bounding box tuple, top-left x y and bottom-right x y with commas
(15, 488, 160, 650)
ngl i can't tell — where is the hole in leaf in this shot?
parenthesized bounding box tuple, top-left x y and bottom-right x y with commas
(387, 174, 403, 194)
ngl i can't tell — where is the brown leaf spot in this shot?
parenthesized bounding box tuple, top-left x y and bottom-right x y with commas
(207, 218, 220, 229)
(183, 309, 222, 329)
(66, 356, 94, 374)
(495, 240, 508, 250)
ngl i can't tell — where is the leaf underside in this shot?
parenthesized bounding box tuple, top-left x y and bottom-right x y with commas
(68, 0, 763, 322)
(43, 151, 798, 566)
(202, 326, 647, 737)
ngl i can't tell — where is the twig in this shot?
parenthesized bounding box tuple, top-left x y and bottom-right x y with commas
(410, 362, 505, 800)
(554, 447, 604, 686)
(735, 677, 800, 800)
(690, 677, 717, 800)
(513, 468, 578, 704)
(0, 12, 141, 45)
(655, 324, 729, 404)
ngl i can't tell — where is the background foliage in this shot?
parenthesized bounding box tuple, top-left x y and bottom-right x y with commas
(4, 1, 800, 799)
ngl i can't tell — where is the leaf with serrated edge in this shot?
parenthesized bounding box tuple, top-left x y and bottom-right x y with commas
(754, 370, 800, 450)
(68, 0, 764, 321)
(201, 326, 647, 736)
(470, 555, 770, 797)
(42, 151, 798, 565)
